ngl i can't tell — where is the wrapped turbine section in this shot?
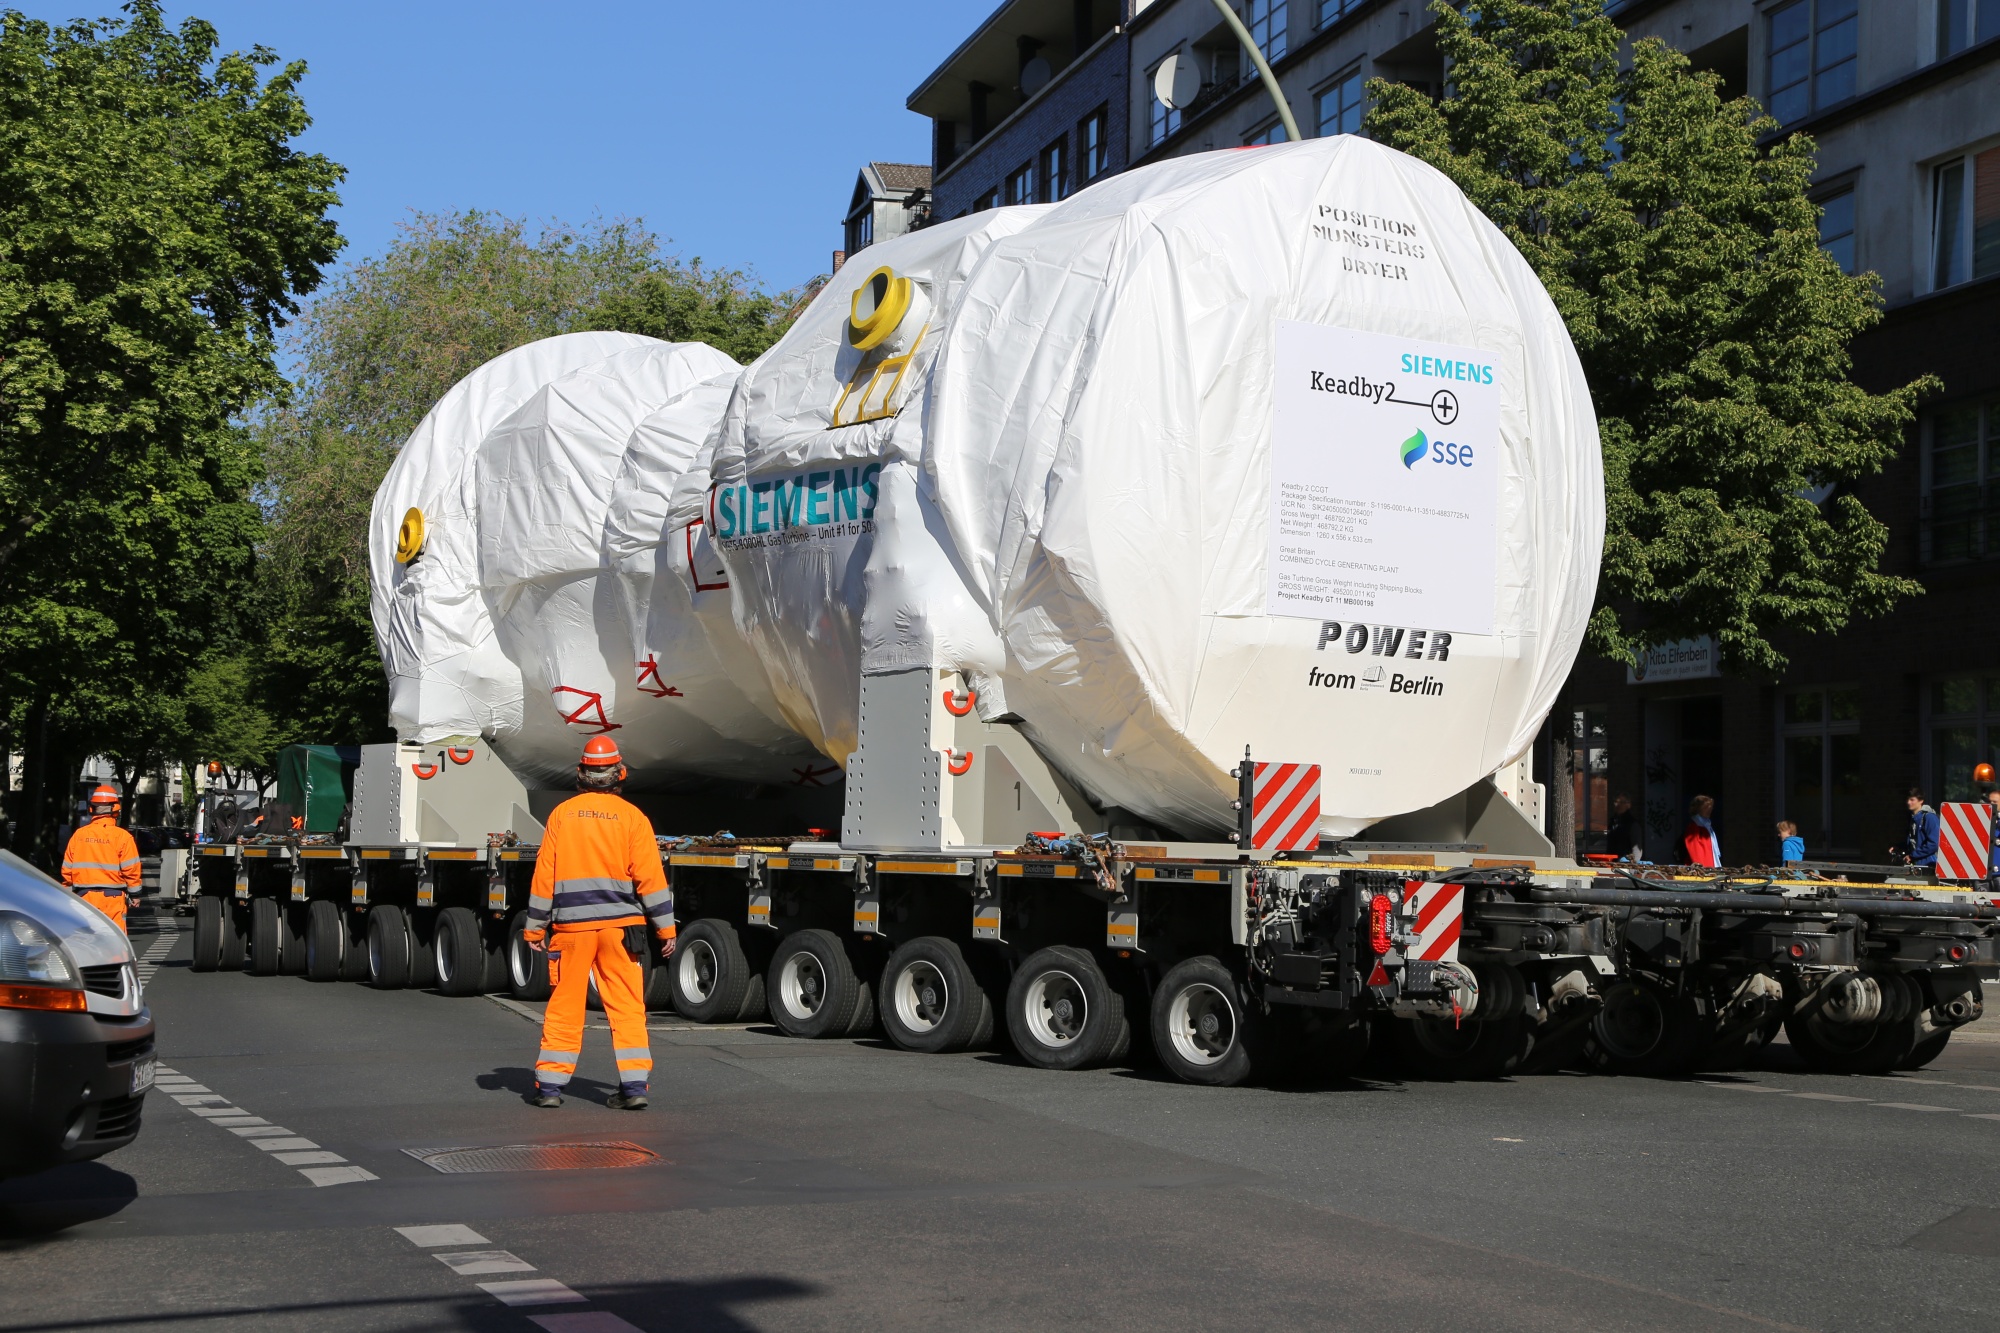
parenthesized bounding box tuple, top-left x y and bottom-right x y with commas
(600, 375, 826, 786)
(927, 136, 1601, 838)
(473, 341, 740, 786)
(708, 207, 1050, 764)
(372, 332, 657, 744)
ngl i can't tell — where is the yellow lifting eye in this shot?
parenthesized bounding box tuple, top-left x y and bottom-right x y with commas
(849, 265, 912, 351)
(395, 507, 426, 564)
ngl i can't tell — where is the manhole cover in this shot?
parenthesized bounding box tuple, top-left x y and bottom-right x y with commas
(403, 1141, 662, 1174)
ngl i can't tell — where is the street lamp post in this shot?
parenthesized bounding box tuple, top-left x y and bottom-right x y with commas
(1208, 0, 1302, 142)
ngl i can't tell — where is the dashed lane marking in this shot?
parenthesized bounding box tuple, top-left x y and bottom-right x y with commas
(134, 920, 178, 987)
(1699, 1080, 1986, 1121)
(437, 1251, 538, 1277)
(528, 1313, 643, 1331)
(397, 1225, 490, 1247)
(1871, 1102, 1961, 1112)
(398, 1223, 630, 1322)
(482, 1281, 589, 1308)
(1788, 1092, 1869, 1102)
(152, 1065, 377, 1186)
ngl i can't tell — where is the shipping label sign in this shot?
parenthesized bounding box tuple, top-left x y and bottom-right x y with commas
(1267, 321, 1500, 634)
(711, 462, 883, 550)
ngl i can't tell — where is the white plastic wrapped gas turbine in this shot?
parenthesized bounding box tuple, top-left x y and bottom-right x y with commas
(710, 136, 1602, 839)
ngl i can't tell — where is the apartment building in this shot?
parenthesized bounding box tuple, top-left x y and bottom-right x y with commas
(907, 0, 2000, 863)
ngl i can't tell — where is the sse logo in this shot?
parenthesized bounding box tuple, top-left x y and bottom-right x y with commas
(1398, 430, 1475, 470)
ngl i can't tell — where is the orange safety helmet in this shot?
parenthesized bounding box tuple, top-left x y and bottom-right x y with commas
(579, 736, 623, 767)
(87, 784, 121, 813)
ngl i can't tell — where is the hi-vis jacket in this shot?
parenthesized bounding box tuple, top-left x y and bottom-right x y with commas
(62, 816, 142, 895)
(524, 792, 673, 940)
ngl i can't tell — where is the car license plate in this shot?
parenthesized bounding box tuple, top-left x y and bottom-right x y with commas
(130, 1053, 156, 1095)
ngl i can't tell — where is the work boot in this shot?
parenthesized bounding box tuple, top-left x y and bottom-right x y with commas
(530, 1087, 562, 1108)
(606, 1091, 649, 1111)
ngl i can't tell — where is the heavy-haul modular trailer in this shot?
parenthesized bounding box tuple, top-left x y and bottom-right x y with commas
(187, 832, 2000, 1085)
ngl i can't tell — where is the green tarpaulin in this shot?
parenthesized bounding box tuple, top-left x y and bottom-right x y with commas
(276, 745, 360, 833)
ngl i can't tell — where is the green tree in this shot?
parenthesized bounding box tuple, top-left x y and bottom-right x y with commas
(1368, 0, 1926, 676)
(0, 3, 342, 859)
(258, 212, 798, 745)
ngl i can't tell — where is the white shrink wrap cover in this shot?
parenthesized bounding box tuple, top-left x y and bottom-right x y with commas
(717, 137, 1602, 840)
(474, 341, 740, 786)
(600, 375, 828, 788)
(372, 332, 657, 745)
(708, 207, 1051, 763)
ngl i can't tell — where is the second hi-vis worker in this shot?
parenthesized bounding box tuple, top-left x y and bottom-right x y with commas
(62, 785, 141, 934)
(525, 736, 676, 1109)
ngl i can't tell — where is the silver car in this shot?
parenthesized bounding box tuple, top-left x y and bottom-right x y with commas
(0, 853, 154, 1178)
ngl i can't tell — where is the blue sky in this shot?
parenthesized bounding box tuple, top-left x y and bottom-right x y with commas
(12, 1, 988, 292)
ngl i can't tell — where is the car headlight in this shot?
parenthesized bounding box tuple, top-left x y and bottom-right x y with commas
(0, 912, 86, 1012)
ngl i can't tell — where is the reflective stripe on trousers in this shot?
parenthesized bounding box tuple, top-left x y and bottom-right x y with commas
(534, 925, 652, 1093)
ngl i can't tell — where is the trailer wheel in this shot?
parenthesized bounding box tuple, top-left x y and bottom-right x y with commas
(1395, 1013, 1533, 1080)
(880, 937, 992, 1054)
(766, 929, 862, 1039)
(670, 920, 758, 1023)
(218, 901, 247, 971)
(506, 909, 551, 1001)
(1590, 978, 1701, 1077)
(305, 900, 344, 982)
(190, 896, 224, 973)
(1148, 956, 1253, 1085)
(248, 898, 282, 976)
(278, 903, 309, 975)
(1787, 973, 1922, 1075)
(1902, 1027, 1952, 1070)
(434, 907, 485, 996)
(480, 919, 509, 993)
(1008, 946, 1128, 1072)
(405, 909, 440, 989)
(339, 908, 372, 982)
(366, 904, 411, 989)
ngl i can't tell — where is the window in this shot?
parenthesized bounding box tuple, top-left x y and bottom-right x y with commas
(1041, 138, 1070, 201)
(1816, 186, 1855, 273)
(1080, 108, 1110, 181)
(973, 185, 1001, 213)
(1315, 69, 1363, 137)
(1244, 120, 1286, 146)
(1780, 687, 1862, 858)
(1571, 707, 1610, 858)
(1004, 162, 1035, 207)
(1150, 80, 1182, 146)
(1243, 0, 1288, 64)
(1928, 676, 2000, 802)
(1938, 0, 2000, 58)
(845, 208, 873, 257)
(1766, 0, 1857, 124)
(1317, 0, 1360, 27)
(1931, 146, 2000, 289)
(1922, 398, 2000, 563)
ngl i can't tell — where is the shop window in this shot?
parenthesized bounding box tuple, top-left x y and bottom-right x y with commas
(1779, 687, 1862, 859)
(1928, 675, 2000, 801)
(1766, 0, 1857, 124)
(1572, 707, 1610, 857)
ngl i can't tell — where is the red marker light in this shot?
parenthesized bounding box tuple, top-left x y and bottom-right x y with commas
(1369, 894, 1394, 955)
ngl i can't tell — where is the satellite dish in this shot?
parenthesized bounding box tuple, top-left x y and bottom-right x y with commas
(1021, 55, 1053, 97)
(1153, 52, 1200, 111)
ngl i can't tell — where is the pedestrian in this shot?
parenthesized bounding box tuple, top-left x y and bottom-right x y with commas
(1984, 782, 2000, 889)
(1682, 795, 1721, 867)
(61, 785, 141, 934)
(1605, 793, 1638, 860)
(1776, 819, 1804, 865)
(1890, 787, 1939, 869)
(523, 736, 677, 1110)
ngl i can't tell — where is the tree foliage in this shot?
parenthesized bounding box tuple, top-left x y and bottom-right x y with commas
(0, 2, 342, 851)
(257, 211, 799, 746)
(1367, 0, 1928, 672)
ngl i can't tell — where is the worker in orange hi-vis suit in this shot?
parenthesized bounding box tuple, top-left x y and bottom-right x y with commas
(524, 736, 676, 1109)
(62, 785, 141, 935)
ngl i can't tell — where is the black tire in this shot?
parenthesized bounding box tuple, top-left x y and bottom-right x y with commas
(217, 901, 247, 972)
(1009, 946, 1128, 1072)
(278, 902, 310, 975)
(305, 899, 344, 982)
(191, 895, 223, 972)
(1901, 1027, 1953, 1070)
(1787, 973, 1923, 1075)
(507, 909, 551, 1001)
(366, 904, 410, 989)
(880, 937, 993, 1054)
(1590, 978, 1703, 1076)
(480, 918, 509, 993)
(434, 907, 485, 997)
(670, 920, 758, 1023)
(405, 909, 439, 989)
(1150, 955, 1253, 1085)
(339, 907, 372, 982)
(248, 897, 281, 976)
(766, 929, 862, 1039)
(1394, 1013, 1535, 1080)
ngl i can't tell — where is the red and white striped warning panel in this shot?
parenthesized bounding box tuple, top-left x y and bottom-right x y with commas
(1937, 801, 1992, 881)
(1252, 762, 1321, 851)
(1409, 879, 1464, 962)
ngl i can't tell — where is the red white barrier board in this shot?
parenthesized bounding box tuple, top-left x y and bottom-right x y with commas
(1937, 801, 1992, 881)
(1252, 762, 1322, 851)
(1409, 880, 1465, 962)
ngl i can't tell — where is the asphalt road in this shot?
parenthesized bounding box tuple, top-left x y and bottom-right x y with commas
(4, 905, 1999, 1332)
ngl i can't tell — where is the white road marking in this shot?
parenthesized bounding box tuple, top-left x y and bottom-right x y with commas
(229, 1125, 295, 1138)
(273, 1151, 347, 1166)
(1871, 1102, 1960, 1112)
(529, 1313, 643, 1332)
(187, 1107, 250, 1118)
(1789, 1092, 1869, 1102)
(480, 1280, 588, 1307)
(153, 1069, 375, 1185)
(251, 1137, 320, 1152)
(397, 1224, 491, 1248)
(1700, 1083, 1788, 1093)
(436, 1250, 537, 1276)
(1964, 1113, 2000, 1122)
(301, 1166, 378, 1186)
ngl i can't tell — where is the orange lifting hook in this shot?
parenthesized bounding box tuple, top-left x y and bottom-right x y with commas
(411, 761, 439, 780)
(447, 746, 475, 765)
(943, 688, 977, 716)
(947, 749, 975, 776)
